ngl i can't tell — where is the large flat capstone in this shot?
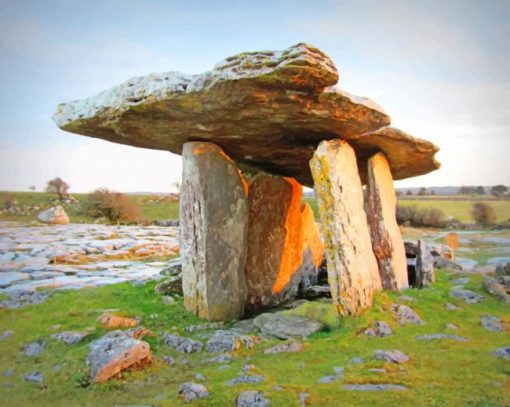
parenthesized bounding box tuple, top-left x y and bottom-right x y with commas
(310, 139, 382, 316)
(53, 43, 440, 186)
(180, 142, 248, 321)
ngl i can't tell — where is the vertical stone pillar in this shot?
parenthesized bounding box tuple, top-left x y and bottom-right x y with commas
(244, 174, 304, 309)
(310, 139, 382, 316)
(367, 152, 409, 290)
(180, 142, 248, 321)
(416, 240, 435, 288)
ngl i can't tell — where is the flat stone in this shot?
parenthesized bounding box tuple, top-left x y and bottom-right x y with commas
(162, 333, 203, 353)
(161, 355, 175, 366)
(180, 142, 248, 321)
(184, 322, 224, 333)
(445, 302, 462, 311)
(205, 330, 253, 353)
(87, 330, 151, 383)
(451, 277, 469, 286)
(24, 372, 44, 383)
(366, 152, 408, 290)
(264, 341, 303, 354)
(3, 369, 14, 377)
(365, 320, 393, 337)
(23, 340, 44, 357)
(481, 315, 503, 332)
(253, 313, 323, 339)
(349, 357, 364, 364)
(0, 272, 30, 288)
(318, 375, 337, 383)
(227, 375, 264, 386)
(235, 390, 270, 407)
(53, 43, 439, 187)
(416, 334, 468, 342)
(344, 384, 407, 391)
(207, 353, 233, 363)
(310, 139, 382, 316)
(392, 304, 424, 325)
(178, 382, 209, 402)
(450, 288, 485, 304)
(373, 349, 410, 364)
(493, 347, 510, 360)
(51, 330, 90, 345)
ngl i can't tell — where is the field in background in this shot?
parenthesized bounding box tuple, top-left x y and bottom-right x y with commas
(2, 191, 510, 226)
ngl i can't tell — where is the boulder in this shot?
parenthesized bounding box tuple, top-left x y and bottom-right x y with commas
(86, 330, 151, 383)
(235, 390, 270, 407)
(180, 142, 248, 321)
(53, 43, 439, 187)
(483, 276, 510, 303)
(366, 152, 408, 290)
(162, 333, 203, 353)
(179, 382, 209, 402)
(37, 206, 69, 225)
(365, 320, 393, 338)
(373, 349, 409, 364)
(310, 139, 382, 316)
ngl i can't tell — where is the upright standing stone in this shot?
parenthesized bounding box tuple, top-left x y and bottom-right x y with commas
(367, 152, 408, 290)
(310, 139, 382, 316)
(416, 240, 435, 287)
(180, 142, 248, 321)
(244, 174, 304, 309)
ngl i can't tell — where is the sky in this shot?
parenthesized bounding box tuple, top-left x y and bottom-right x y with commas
(0, 0, 509, 193)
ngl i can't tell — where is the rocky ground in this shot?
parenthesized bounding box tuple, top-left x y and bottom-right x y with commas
(0, 222, 509, 406)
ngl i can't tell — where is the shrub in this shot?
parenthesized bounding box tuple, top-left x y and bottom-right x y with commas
(396, 205, 446, 228)
(86, 188, 142, 223)
(3, 193, 17, 209)
(471, 202, 496, 227)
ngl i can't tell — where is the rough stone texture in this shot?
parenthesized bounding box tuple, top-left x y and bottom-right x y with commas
(365, 320, 393, 338)
(483, 276, 510, 303)
(24, 372, 44, 383)
(299, 202, 325, 287)
(205, 330, 253, 353)
(178, 382, 209, 402)
(53, 43, 439, 187)
(264, 341, 303, 354)
(86, 330, 151, 383)
(450, 288, 485, 304)
(227, 375, 264, 386)
(180, 142, 248, 321)
(236, 390, 270, 407)
(416, 240, 435, 287)
(23, 340, 44, 357)
(51, 330, 90, 345)
(366, 152, 408, 290)
(493, 347, 510, 360)
(253, 313, 323, 339)
(162, 333, 203, 353)
(481, 315, 504, 332)
(392, 304, 424, 325)
(373, 349, 410, 364)
(310, 139, 382, 316)
(344, 384, 407, 392)
(245, 174, 303, 309)
(37, 206, 70, 225)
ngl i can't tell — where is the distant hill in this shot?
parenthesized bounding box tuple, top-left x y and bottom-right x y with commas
(396, 186, 491, 196)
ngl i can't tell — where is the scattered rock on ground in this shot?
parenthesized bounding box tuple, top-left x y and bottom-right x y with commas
(86, 330, 151, 383)
(100, 314, 140, 329)
(344, 384, 407, 391)
(184, 322, 224, 333)
(416, 334, 468, 342)
(493, 347, 510, 360)
(450, 288, 485, 304)
(481, 315, 503, 332)
(235, 390, 270, 407)
(318, 375, 337, 383)
(349, 357, 364, 364)
(205, 330, 253, 353)
(178, 382, 209, 402)
(445, 302, 462, 311)
(162, 333, 203, 353)
(0, 291, 52, 309)
(207, 353, 233, 363)
(24, 372, 43, 383)
(365, 320, 393, 337)
(161, 355, 175, 366)
(483, 276, 510, 303)
(264, 341, 303, 354)
(37, 206, 69, 225)
(3, 369, 14, 377)
(373, 349, 410, 364)
(227, 375, 264, 386)
(0, 330, 13, 340)
(23, 340, 44, 357)
(392, 304, 424, 325)
(51, 330, 90, 345)
(253, 313, 323, 339)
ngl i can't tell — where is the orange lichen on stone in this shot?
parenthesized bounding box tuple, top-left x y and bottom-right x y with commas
(50, 253, 88, 265)
(128, 326, 154, 339)
(100, 315, 139, 329)
(301, 202, 324, 269)
(272, 177, 304, 293)
(94, 343, 152, 383)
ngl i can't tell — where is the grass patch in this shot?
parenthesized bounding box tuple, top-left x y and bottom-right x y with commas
(1, 270, 509, 406)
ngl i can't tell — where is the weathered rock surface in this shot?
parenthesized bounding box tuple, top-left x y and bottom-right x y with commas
(53, 43, 439, 186)
(416, 240, 435, 287)
(51, 330, 90, 345)
(244, 174, 304, 309)
(179, 382, 209, 402)
(310, 139, 382, 316)
(235, 390, 270, 407)
(450, 288, 485, 304)
(366, 152, 408, 290)
(264, 341, 303, 354)
(86, 330, 151, 383)
(416, 334, 468, 342)
(205, 330, 253, 353)
(162, 333, 203, 353)
(493, 347, 510, 360)
(392, 304, 424, 325)
(373, 349, 410, 364)
(23, 340, 44, 357)
(37, 206, 70, 225)
(24, 372, 44, 383)
(483, 276, 510, 303)
(253, 313, 323, 339)
(180, 142, 248, 321)
(481, 315, 505, 332)
(227, 375, 264, 386)
(365, 320, 393, 338)
(344, 384, 407, 392)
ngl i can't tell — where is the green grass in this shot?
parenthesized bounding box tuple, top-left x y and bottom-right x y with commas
(1, 270, 509, 406)
(0, 191, 179, 224)
(398, 199, 510, 223)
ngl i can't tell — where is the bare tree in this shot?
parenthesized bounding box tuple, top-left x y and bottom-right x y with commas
(46, 177, 70, 201)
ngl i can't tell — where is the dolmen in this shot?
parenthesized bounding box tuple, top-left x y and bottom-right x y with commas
(53, 43, 440, 321)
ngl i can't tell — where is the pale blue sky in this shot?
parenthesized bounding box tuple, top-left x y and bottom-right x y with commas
(1, 0, 509, 192)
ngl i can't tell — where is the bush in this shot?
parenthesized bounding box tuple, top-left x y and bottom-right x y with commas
(396, 205, 446, 228)
(471, 202, 496, 227)
(3, 193, 17, 209)
(46, 177, 70, 201)
(86, 188, 142, 223)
